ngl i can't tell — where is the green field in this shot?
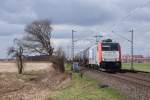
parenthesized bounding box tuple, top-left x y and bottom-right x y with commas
(122, 63, 150, 72)
(50, 64, 127, 100)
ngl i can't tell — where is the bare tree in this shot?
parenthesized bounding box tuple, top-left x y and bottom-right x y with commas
(23, 19, 53, 57)
(8, 43, 24, 74)
(55, 47, 66, 58)
(52, 47, 66, 73)
(22, 20, 66, 73)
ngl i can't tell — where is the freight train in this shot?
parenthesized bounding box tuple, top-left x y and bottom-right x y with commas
(75, 39, 122, 71)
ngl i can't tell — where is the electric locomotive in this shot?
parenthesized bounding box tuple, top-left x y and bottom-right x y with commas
(77, 39, 122, 71)
(97, 39, 121, 70)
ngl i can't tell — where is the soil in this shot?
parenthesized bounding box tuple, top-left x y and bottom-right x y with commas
(0, 62, 70, 100)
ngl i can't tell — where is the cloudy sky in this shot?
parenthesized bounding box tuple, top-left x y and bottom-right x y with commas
(0, 0, 150, 58)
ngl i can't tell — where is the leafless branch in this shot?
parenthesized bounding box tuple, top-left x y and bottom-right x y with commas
(23, 19, 53, 57)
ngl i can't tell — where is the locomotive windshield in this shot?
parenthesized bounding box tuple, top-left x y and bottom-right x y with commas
(102, 43, 119, 51)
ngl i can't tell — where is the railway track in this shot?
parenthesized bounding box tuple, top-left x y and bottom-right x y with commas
(82, 67, 150, 87)
(82, 67, 150, 100)
(117, 72, 150, 83)
(120, 69, 150, 78)
(138, 72, 150, 77)
(110, 73, 150, 87)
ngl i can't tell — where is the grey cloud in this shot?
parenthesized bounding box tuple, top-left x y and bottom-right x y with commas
(52, 29, 95, 39)
(0, 33, 23, 58)
(32, 0, 119, 26)
(127, 7, 150, 22)
(0, 20, 24, 36)
(0, 0, 149, 26)
(0, 0, 37, 24)
(0, 0, 150, 58)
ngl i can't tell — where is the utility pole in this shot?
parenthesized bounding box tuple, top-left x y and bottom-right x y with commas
(67, 45, 70, 60)
(112, 30, 134, 71)
(72, 30, 76, 61)
(129, 29, 134, 71)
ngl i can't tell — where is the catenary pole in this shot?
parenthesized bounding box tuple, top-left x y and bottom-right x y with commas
(129, 29, 134, 70)
(72, 30, 77, 61)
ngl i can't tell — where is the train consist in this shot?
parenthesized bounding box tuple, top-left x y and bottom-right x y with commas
(75, 39, 122, 71)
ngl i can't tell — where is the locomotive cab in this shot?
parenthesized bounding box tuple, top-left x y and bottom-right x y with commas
(98, 39, 121, 70)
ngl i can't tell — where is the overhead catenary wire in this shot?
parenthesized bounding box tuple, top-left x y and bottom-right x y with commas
(105, 1, 150, 33)
(101, 1, 150, 43)
(111, 31, 131, 42)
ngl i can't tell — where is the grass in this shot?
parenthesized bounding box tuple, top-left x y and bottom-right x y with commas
(122, 63, 150, 72)
(50, 63, 127, 100)
(65, 63, 72, 71)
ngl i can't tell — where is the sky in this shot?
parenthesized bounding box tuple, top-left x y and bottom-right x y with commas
(0, 0, 150, 58)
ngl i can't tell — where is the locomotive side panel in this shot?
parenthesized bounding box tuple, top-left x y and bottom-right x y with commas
(88, 45, 98, 65)
(97, 42, 102, 65)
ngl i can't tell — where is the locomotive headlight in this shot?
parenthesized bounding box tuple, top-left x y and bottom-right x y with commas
(117, 58, 120, 61)
(115, 58, 119, 61)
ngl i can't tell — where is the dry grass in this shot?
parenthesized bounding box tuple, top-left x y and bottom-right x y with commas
(0, 62, 70, 100)
(0, 62, 51, 73)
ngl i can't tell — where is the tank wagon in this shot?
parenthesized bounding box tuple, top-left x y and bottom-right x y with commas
(76, 39, 122, 71)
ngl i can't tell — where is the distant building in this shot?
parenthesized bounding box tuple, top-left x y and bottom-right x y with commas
(122, 55, 150, 63)
(142, 57, 150, 63)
